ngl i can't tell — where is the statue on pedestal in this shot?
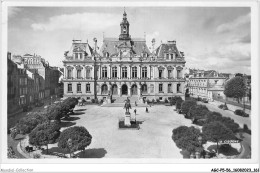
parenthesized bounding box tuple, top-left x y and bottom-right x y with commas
(124, 97, 131, 114)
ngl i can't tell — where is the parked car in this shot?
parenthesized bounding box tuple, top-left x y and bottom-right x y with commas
(35, 101, 44, 107)
(202, 98, 208, 103)
(22, 105, 32, 112)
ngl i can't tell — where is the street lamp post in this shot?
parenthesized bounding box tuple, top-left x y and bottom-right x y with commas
(93, 38, 98, 100)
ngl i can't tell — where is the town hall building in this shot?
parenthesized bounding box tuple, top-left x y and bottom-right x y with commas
(63, 10, 186, 103)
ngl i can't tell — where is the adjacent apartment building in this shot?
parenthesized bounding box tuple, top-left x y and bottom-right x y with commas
(187, 69, 227, 101)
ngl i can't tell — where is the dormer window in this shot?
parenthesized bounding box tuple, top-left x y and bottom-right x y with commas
(171, 54, 174, 60)
(106, 52, 109, 57)
(143, 53, 147, 58)
(166, 54, 169, 59)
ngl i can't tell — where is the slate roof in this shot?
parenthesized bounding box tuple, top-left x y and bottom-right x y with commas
(100, 37, 150, 57)
(155, 42, 182, 58)
(67, 42, 94, 57)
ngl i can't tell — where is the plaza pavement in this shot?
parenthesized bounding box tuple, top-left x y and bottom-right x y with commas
(55, 105, 193, 158)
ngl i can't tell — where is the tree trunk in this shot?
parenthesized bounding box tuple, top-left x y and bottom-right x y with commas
(237, 98, 240, 103)
(46, 144, 48, 154)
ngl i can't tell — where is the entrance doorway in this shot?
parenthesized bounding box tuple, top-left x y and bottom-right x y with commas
(122, 84, 128, 95)
(112, 84, 118, 95)
(131, 84, 138, 95)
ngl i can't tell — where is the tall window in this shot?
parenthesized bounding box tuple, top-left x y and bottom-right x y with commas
(86, 84, 90, 92)
(171, 54, 174, 60)
(68, 84, 72, 92)
(177, 84, 181, 93)
(132, 67, 137, 78)
(168, 84, 172, 93)
(77, 69, 81, 79)
(177, 70, 181, 78)
(122, 67, 127, 78)
(102, 67, 107, 78)
(159, 69, 163, 78)
(159, 84, 163, 92)
(77, 84, 81, 92)
(168, 70, 172, 78)
(112, 67, 117, 78)
(68, 69, 72, 79)
(75, 53, 78, 59)
(79, 53, 82, 59)
(142, 67, 147, 78)
(86, 68, 91, 78)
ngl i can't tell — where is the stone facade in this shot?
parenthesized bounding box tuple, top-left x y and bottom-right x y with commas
(63, 10, 186, 102)
(187, 70, 227, 101)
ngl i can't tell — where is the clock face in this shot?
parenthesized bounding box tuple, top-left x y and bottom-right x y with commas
(123, 26, 127, 33)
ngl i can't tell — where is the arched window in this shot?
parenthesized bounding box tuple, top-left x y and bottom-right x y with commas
(67, 69, 72, 79)
(141, 84, 147, 94)
(101, 84, 108, 94)
(77, 69, 81, 79)
(86, 68, 91, 78)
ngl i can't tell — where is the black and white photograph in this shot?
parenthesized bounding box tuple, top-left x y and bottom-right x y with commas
(1, 1, 259, 173)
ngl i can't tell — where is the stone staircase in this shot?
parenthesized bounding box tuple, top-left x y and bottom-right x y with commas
(102, 96, 148, 107)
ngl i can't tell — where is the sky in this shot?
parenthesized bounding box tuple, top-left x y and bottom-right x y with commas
(8, 7, 251, 74)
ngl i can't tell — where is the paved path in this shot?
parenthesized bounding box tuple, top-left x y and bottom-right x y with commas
(199, 102, 251, 129)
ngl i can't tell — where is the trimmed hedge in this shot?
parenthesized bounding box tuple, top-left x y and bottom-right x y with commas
(181, 100, 197, 115)
(172, 126, 206, 154)
(188, 105, 210, 123)
(176, 100, 184, 110)
(16, 112, 49, 134)
(58, 126, 92, 153)
(29, 121, 61, 153)
(205, 111, 239, 133)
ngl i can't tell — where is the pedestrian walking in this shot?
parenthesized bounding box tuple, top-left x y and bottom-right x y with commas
(135, 101, 137, 106)
(146, 107, 149, 113)
(134, 109, 137, 115)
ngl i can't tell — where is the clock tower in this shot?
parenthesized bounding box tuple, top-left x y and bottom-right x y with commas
(119, 9, 131, 40)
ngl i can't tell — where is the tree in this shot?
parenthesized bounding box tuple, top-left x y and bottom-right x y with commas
(58, 126, 92, 158)
(172, 126, 206, 154)
(172, 126, 190, 141)
(202, 121, 236, 154)
(170, 96, 182, 106)
(16, 112, 49, 134)
(176, 99, 183, 110)
(224, 76, 246, 103)
(189, 105, 209, 123)
(46, 104, 64, 121)
(205, 112, 239, 133)
(29, 121, 61, 154)
(181, 100, 197, 115)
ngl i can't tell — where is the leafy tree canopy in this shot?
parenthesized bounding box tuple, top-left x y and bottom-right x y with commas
(224, 76, 246, 99)
(58, 126, 92, 153)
